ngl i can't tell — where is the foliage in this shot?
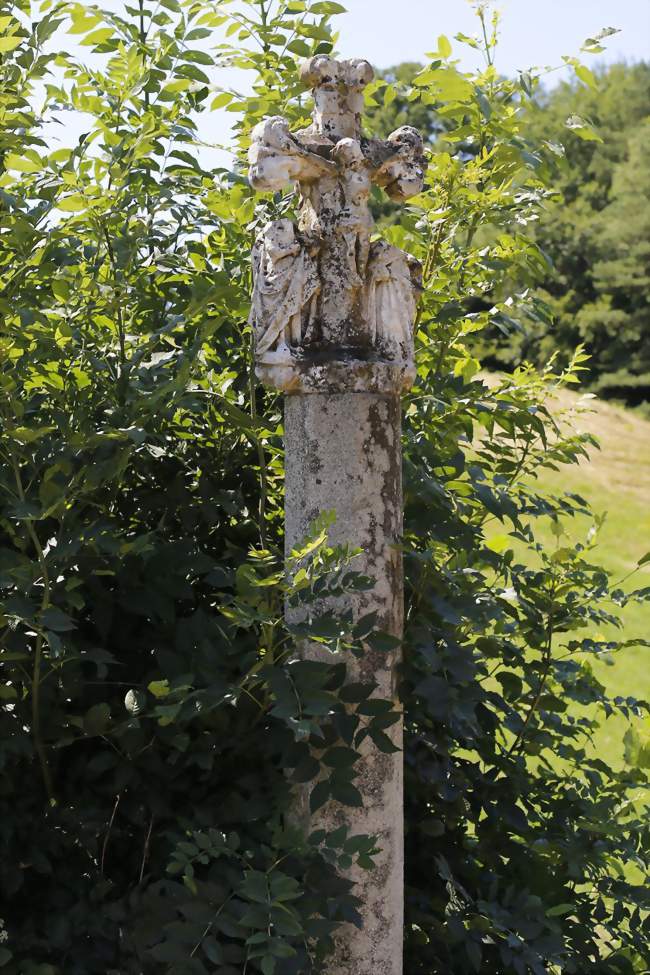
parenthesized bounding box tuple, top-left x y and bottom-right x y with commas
(365, 61, 442, 225)
(496, 61, 650, 405)
(0, 2, 648, 975)
(370, 56, 650, 407)
(366, 61, 441, 147)
(0, 2, 388, 971)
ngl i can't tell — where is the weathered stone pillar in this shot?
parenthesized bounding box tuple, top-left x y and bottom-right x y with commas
(246, 51, 425, 974)
(283, 365, 408, 973)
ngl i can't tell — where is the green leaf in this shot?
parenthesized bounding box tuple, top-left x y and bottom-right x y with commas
(240, 870, 269, 904)
(41, 606, 76, 632)
(366, 631, 401, 652)
(182, 49, 215, 65)
(547, 903, 575, 917)
(10, 425, 56, 444)
(80, 27, 115, 45)
(149, 942, 190, 963)
(581, 27, 619, 53)
(497, 671, 523, 700)
(637, 552, 650, 567)
(519, 71, 533, 96)
(309, 1, 347, 13)
(148, 679, 170, 698)
(4, 153, 41, 173)
(309, 780, 330, 812)
(52, 279, 70, 301)
(414, 66, 473, 101)
(291, 756, 320, 782)
(68, 13, 102, 34)
(330, 781, 363, 807)
(339, 682, 374, 704)
(202, 936, 224, 964)
(160, 79, 193, 96)
(486, 534, 511, 555)
(261, 956, 276, 975)
(623, 725, 650, 769)
(287, 38, 311, 57)
(438, 34, 452, 58)
(239, 903, 270, 928)
(369, 729, 400, 754)
(565, 115, 603, 142)
(58, 194, 88, 212)
(83, 703, 111, 736)
(0, 34, 22, 52)
(574, 63, 598, 90)
(322, 746, 358, 769)
(356, 698, 393, 717)
(154, 702, 182, 726)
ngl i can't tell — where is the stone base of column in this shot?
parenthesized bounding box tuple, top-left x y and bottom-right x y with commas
(284, 369, 405, 975)
(257, 355, 415, 395)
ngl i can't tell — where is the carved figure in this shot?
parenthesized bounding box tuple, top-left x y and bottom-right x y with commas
(247, 55, 426, 373)
(248, 116, 336, 193)
(333, 138, 373, 284)
(364, 240, 421, 361)
(249, 220, 319, 362)
(373, 125, 427, 202)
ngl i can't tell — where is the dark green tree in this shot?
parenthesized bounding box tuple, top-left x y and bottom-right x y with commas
(369, 57, 650, 405)
(365, 61, 439, 140)
(492, 62, 650, 403)
(586, 119, 650, 397)
(0, 3, 648, 974)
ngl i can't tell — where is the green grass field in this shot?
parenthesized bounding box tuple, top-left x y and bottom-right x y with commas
(526, 388, 650, 764)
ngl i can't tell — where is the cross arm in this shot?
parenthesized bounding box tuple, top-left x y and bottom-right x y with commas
(368, 125, 426, 202)
(248, 115, 337, 193)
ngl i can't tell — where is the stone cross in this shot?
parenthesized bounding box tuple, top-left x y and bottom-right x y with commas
(249, 55, 424, 975)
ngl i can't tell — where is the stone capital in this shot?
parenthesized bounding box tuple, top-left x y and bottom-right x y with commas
(255, 356, 416, 395)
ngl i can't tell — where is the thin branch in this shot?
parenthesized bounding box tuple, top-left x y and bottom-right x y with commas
(506, 581, 556, 757)
(190, 894, 235, 957)
(248, 333, 270, 549)
(101, 792, 122, 876)
(10, 454, 54, 803)
(139, 813, 154, 884)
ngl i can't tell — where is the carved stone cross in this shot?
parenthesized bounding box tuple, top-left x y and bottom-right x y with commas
(248, 56, 424, 975)
(249, 55, 425, 393)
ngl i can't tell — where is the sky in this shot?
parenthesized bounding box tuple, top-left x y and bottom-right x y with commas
(38, 0, 650, 166)
(334, 0, 650, 77)
(204, 0, 650, 162)
(205, 0, 650, 162)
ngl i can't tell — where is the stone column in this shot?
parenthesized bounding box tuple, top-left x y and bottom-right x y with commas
(246, 51, 425, 975)
(283, 364, 408, 974)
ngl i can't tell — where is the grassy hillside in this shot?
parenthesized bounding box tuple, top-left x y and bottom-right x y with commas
(528, 388, 650, 762)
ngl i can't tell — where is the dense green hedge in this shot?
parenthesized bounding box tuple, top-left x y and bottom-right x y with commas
(0, 1, 648, 972)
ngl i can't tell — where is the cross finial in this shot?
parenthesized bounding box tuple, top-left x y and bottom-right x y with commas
(299, 55, 374, 141)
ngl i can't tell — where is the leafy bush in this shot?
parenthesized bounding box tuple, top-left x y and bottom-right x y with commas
(0, 2, 648, 973)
